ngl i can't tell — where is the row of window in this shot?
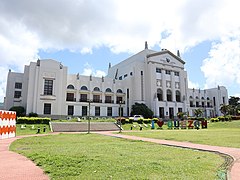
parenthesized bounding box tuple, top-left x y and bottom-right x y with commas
(67, 85, 124, 94)
(189, 96, 211, 100)
(157, 89, 181, 102)
(190, 101, 212, 108)
(156, 68, 179, 76)
(43, 103, 121, 117)
(119, 72, 133, 80)
(66, 93, 123, 104)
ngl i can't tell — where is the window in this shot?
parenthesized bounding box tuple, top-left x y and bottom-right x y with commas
(44, 103, 51, 114)
(223, 97, 225, 104)
(124, 74, 128, 78)
(116, 96, 123, 104)
(176, 90, 181, 102)
(119, 76, 122, 80)
(156, 68, 161, 73)
(81, 86, 88, 90)
(157, 88, 163, 101)
(82, 106, 87, 116)
(66, 93, 75, 101)
(196, 101, 199, 107)
(107, 107, 112, 116)
(93, 95, 101, 103)
(190, 101, 194, 107)
(106, 88, 112, 92)
(130, 72, 133, 76)
(68, 105, 74, 115)
(14, 91, 21, 98)
(174, 72, 179, 76)
(213, 97, 216, 106)
(167, 89, 172, 101)
(95, 106, 100, 116)
(80, 94, 87, 102)
(165, 70, 171, 75)
(117, 89, 123, 93)
(105, 96, 112, 103)
(44, 79, 53, 95)
(178, 108, 182, 113)
(93, 87, 100, 91)
(202, 102, 205, 107)
(67, 84, 74, 89)
(15, 82, 22, 89)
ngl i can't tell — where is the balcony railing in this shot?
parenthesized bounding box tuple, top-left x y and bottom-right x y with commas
(105, 100, 114, 104)
(93, 99, 102, 103)
(79, 98, 88, 102)
(66, 98, 76, 102)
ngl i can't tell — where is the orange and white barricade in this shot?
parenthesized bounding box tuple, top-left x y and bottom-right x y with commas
(0, 110, 16, 139)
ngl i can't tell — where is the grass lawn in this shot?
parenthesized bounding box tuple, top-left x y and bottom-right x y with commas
(10, 133, 226, 180)
(16, 124, 51, 136)
(122, 121, 240, 148)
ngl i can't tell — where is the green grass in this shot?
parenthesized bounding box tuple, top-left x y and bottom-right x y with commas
(122, 121, 240, 148)
(10, 133, 226, 180)
(16, 124, 51, 136)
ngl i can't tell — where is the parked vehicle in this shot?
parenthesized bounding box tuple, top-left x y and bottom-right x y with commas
(129, 115, 144, 121)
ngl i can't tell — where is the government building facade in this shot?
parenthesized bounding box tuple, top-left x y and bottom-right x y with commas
(4, 43, 228, 119)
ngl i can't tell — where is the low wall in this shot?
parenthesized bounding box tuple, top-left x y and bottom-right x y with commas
(0, 110, 16, 139)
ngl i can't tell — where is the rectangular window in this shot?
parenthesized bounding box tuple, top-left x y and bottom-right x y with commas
(82, 106, 87, 116)
(223, 97, 225, 104)
(93, 95, 101, 103)
(66, 93, 75, 101)
(44, 103, 51, 114)
(119, 76, 122, 80)
(174, 72, 179, 76)
(165, 70, 171, 75)
(213, 97, 216, 106)
(68, 105, 74, 115)
(116, 96, 123, 104)
(107, 107, 112, 116)
(14, 91, 21, 98)
(105, 96, 112, 103)
(178, 108, 182, 113)
(44, 79, 53, 95)
(80, 94, 87, 102)
(156, 68, 161, 73)
(95, 106, 100, 116)
(15, 82, 22, 89)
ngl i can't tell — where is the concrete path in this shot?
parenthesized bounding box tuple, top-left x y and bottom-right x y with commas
(0, 135, 50, 180)
(95, 131, 240, 180)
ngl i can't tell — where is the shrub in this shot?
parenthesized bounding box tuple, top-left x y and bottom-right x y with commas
(210, 118, 219, 122)
(9, 106, 25, 117)
(137, 119, 143, 124)
(28, 112, 38, 117)
(17, 117, 51, 124)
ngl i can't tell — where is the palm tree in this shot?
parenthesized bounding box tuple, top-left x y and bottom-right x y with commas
(220, 104, 230, 117)
(194, 109, 203, 118)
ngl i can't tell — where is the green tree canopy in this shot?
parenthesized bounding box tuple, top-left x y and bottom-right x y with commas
(9, 106, 25, 117)
(193, 109, 203, 117)
(131, 103, 153, 118)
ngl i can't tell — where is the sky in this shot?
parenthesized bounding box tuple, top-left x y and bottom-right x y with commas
(0, 0, 240, 102)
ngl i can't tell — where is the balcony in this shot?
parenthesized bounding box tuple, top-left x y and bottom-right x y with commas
(116, 100, 125, 104)
(93, 99, 102, 103)
(66, 98, 76, 102)
(105, 100, 114, 104)
(79, 98, 88, 102)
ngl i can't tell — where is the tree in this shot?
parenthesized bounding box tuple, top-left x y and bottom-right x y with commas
(228, 96, 240, 115)
(193, 109, 203, 117)
(131, 103, 153, 118)
(9, 106, 25, 117)
(220, 104, 230, 116)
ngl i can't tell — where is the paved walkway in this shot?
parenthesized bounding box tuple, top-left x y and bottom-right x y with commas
(1, 132, 240, 180)
(95, 131, 240, 180)
(0, 134, 51, 180)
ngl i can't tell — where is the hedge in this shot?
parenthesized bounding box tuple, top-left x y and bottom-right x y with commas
(17, 117, 51, 124)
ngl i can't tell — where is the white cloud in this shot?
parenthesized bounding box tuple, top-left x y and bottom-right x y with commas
(0, 0, 240, 101)
(188, 79, 200, 89)
(201, 32, 240, 90)
(81, 63, 106, 77)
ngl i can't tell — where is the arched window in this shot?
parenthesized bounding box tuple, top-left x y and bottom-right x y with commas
(67, 84, 75, 89)
(105, 88, 112, 92)
(157, 88, 163, 101)
(93, 87, 100, 91)
(207, 97, 210, 100)
(201, 97, 205, 100)
(189, 96, 193, 99)
(167, 89, 172, 101)
(196, 96, 199, 99)
(176, 90, 181, 102)
(80, 86, 88, 90)
(117, 89, 123, 93)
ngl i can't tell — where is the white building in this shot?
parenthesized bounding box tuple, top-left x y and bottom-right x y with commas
(4, 42, 228, 119)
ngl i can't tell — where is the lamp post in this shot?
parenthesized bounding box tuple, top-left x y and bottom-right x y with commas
(87, 99, 93, 134)
(119, 101, 123, 133)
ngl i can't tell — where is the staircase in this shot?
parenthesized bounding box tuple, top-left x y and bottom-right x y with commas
(50, 122, 120, 132)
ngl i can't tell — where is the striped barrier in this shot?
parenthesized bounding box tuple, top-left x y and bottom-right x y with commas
(0, 110, 16, 139)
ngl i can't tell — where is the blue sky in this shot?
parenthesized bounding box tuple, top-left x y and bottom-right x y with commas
(0, 0, 240, 102)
